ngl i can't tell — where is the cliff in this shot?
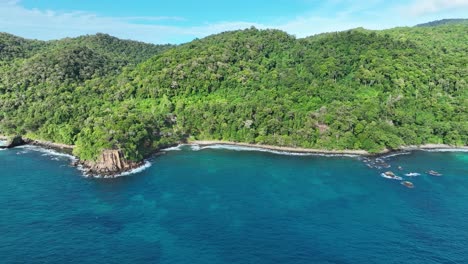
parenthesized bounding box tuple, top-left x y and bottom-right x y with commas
(0, 135, 25, 149)
(79, 149, 143, 177)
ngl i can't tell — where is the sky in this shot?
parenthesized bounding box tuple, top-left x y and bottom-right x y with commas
(0, 0, 467, 44)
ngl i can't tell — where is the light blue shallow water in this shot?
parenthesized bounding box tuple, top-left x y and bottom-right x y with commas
(0, 146, 467, 264)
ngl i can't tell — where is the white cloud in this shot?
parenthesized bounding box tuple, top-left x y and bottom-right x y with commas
(402, 0, 468, 16)
(0, 0, 465, 44)
(120, 16, 186, 22)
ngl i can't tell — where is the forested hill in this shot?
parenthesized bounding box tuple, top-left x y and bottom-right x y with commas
(0, 33, 173, 88)
(0, 22, 466, 164)
(415, 19, 467, 27)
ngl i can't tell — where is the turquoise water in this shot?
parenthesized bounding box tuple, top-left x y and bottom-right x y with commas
(0, 146, 467, 264)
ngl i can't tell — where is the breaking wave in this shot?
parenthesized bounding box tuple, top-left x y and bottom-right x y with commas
(380, 152, 411, 159)
(162, 145, 182, 151)
(79, 160, 152, 179)
(190, 144, 201, 151)
(15, 145, 76, 161)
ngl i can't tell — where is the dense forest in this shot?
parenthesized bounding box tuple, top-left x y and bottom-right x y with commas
(415, 18, 467, 27)
(0, 20, 467, 162)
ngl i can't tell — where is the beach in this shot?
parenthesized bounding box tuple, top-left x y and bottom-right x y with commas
(189, 140, 371, 155)
(188, 140, 468, 156)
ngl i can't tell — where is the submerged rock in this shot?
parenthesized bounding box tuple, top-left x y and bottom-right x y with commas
(80, 149, 143, 177)
(427, 170, 442, 176)
(401, 181, 414, 188)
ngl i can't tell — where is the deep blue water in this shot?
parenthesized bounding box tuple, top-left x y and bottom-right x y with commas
(0, 145, 467, 264)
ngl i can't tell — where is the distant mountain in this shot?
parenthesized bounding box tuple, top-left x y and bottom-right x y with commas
(415, 19, 468, 27)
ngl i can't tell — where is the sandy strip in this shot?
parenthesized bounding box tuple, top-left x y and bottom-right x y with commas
(188, 141, 468, 155)
(400, 144, 468, 150)
(188, 140, 370, 155)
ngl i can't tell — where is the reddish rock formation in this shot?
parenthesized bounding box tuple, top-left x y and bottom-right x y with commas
(81, 149, 142, 177)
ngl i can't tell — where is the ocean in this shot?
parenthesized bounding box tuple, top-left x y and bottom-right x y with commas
(0, 145, 467, 263)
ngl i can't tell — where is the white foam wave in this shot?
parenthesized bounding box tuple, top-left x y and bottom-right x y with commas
(197, 144, 359, 157)
(80, 160, 152, 179)
(191, 144, 201, 151)
(162, 145, 182, 151)
(16, 145, 76, 161)
(117, 160, 152, 177)
(380, 152, 411, 159)
(405, 172, 420, 177)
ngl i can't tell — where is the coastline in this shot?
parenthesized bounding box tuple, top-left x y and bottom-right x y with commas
(27, 139, 75, 151)
(188, 140, 468, 156)
(3, 135, 467, 177)
(189, 140, 370, 155)
(399, 144, 468, 151)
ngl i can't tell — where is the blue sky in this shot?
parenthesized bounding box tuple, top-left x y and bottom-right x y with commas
(0, 0, 467, 43)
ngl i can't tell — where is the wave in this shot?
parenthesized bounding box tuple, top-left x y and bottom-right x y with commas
(380, 152, 411, 159)
(162, 145, 182, 151)
(15, 145, 77, 161)
(405, 172, 421, 177)
(197, 144, 359, 157)
(80, 160, 152, 179)
(190, 144, 201, 151)
(116, 160, 152, 177)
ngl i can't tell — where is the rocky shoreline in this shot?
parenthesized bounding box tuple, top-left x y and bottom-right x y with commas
(28, 139, 75, 152)
(1, 136, 141, 177)
(0, 135, 26, 149)
(76, 149, 144, 177)
(2, 135, 467, 177)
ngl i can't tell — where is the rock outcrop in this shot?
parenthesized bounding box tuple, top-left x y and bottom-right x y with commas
(80, 149, 142, 177)
(0, 135, 25, 149)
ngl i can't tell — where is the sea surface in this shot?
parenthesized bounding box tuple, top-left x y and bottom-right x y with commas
(0, 145, 467, 264)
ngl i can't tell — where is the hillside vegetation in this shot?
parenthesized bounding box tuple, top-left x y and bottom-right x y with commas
(0, 22, 466, 162)
(415, 18, 467, 27)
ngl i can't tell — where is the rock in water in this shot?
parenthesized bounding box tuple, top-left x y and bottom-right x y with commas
(81, 149, 142, 177)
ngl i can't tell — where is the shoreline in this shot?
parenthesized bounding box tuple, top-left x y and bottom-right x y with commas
(188, 140, 468, 156)
(3, 135, 467, 177)
(189, 140, 370, 155)
(398, 144, 468, 151)
(26, 139, 75, 152)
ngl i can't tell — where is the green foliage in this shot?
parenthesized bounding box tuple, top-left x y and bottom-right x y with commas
(0, 23, 466, 161)
(415, 19, 467, 27)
